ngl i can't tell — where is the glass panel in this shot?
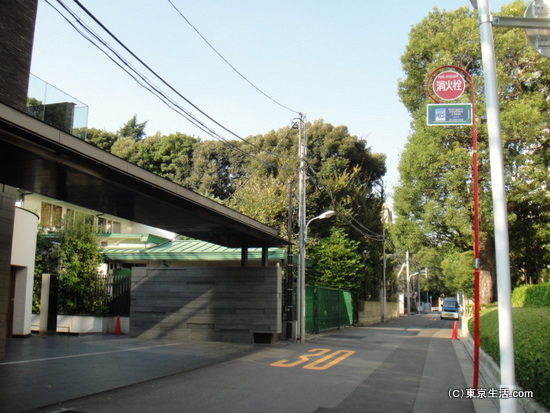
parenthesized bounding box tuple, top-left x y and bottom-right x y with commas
(27, 74, 88, 139)
(40, 202, 51, 227)
(112, 221, 121, 233)
(52, 205, 62, 228)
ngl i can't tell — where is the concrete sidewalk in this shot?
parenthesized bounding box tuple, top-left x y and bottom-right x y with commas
(0, 334, 257, 412)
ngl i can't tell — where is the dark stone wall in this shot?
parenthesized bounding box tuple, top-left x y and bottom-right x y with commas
(0, 1, 38, 360)
(130, 267, 282, 344)
(0, 185, 17, 359)
(0, 1, 39, 111)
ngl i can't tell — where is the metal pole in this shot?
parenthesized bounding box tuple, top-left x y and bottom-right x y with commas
(417, 270, 420, 312)
(426, 64, 481, 388)
(476, 1, 517, 411)
(286, 180, 294, 340)
(382, 224, 387, 322)
(297, 114, 307, 343)
(406, 251, 410, 316)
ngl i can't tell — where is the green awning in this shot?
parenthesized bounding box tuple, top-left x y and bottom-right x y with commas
(102, 239, 288, 262)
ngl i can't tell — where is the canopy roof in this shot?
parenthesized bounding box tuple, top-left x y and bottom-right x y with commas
(103, 239, 287, 262)
(0, 104, 288, 248)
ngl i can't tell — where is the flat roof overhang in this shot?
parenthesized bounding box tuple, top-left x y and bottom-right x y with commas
(0, 104, 288, 248)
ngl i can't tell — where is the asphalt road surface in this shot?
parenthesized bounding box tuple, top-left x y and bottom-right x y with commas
(4, 313, 480, 413)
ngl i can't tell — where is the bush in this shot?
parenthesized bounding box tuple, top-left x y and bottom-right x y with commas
(469, 307, 550, 408)
(512, 283, 550, 308)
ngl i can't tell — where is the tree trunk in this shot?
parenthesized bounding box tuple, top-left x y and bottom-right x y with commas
(479, 236, 497, 304)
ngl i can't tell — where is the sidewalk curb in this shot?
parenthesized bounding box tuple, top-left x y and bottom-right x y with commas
(460, 332, 548, 413)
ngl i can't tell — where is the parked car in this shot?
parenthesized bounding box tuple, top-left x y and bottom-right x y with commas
(440, 298, 461, 320)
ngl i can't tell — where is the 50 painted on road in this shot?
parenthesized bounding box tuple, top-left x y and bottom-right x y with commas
(271, 348, 355, 371)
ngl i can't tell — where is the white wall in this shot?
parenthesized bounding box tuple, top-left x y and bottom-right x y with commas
(11, 207, 39, 336)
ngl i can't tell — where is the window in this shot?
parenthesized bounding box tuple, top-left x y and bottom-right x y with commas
(97, 217, 121, 234)
(40, 201, 62, 229)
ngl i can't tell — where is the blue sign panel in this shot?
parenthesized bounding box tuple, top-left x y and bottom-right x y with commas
(427, 103, 473, 126)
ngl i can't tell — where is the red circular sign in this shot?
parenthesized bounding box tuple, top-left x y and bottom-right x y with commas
(432, 71, 465, 101)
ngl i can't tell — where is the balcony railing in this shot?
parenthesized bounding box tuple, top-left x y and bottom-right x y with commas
(27, 74, 89, 140)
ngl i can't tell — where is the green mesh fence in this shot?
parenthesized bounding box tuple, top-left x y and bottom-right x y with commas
(305, 286, 353, 334)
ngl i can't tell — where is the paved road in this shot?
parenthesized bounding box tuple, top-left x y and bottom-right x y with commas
(1, 313, 496, 413)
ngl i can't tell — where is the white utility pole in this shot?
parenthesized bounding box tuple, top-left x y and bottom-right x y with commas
(475, 1, 517, 411)
(297, 113, 307, 343)
(406, 250, 410, 316)
(381, 203, 392, 322)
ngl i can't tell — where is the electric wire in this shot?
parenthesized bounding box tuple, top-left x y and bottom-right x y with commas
(47, 0, 225, 141)
(70, 0, 297, 161)
(306, 165, 385, 242)
(166, 0, 299, 115)
(48, 0, 295, 169)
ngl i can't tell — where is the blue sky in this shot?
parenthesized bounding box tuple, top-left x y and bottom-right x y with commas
(30, 0, 511, 202)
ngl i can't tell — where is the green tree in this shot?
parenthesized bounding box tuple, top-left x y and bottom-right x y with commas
(111, 136, 139, 162)
(441, 250, 475, 298)
(184, 139, 246, 200)
(57, 213, 107, 315)
(33, 229, 59, 312)
(85, 117, 387, 298)
(117, 114, 147, 140)
(86, 128, 118, 152)
(226, 120, 386, 298)
(393, 1, 550, 301)
(307, 227, 365, 292)
(132, 132, 198, 184)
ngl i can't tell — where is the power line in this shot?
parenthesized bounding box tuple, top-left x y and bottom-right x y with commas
(68, 0, 297, 161)
(48, 0, 296, 166)
(166, 0, 299, 114)
(306, 165, 385, 242)
(47, 1, 287, 172)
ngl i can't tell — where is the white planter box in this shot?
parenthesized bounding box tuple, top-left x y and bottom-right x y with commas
(31, 315, 129, 334)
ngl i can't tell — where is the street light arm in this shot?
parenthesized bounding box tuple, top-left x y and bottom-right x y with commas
(304, 210, 335, 242)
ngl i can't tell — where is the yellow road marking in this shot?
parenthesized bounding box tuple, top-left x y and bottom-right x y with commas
(270, 348, 356, 370)
(270, 348, 331, 367)
(303, 350, 356, 370)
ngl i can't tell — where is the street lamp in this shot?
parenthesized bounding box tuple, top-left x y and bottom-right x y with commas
(304, 210, 335, 242)
(298, 209, 335, 343)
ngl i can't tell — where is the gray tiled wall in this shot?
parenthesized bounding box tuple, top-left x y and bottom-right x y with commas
(130, 267, 282, 344)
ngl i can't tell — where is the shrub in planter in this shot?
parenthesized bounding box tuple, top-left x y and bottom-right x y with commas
(470, 307, 550, 408)
(512, 283, 550, 308)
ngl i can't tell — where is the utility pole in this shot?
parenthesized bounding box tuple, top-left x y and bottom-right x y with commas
(406, 250, 410, 316)
(417, 269, 421, 312)
(475, 1, 517, 410)
(381, 201, 392, 322)
(286, 180, 294, 340)
(382, 221, 387, 322)
(297, 113, 307, 343)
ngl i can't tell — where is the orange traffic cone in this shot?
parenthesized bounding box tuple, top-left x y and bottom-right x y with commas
(451, 320, 459, 340)
(114, 315, 122, 335)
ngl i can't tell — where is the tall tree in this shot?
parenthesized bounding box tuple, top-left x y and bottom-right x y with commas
(86, 116, 387, 298)
(117, 114, 148, 140)
(132, 132, 198, 184)
(393, 1, 550, 302)
(86, 128, 118, 152)
(227, 120, 387, 298)
(308, 227, 365, 293)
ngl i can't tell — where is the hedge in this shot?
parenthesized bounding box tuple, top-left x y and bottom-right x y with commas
(470, 307, 550, 408)
(512, 283, 550, 308)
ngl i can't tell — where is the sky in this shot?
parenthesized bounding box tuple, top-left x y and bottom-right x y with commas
(30, 0, 511, 205)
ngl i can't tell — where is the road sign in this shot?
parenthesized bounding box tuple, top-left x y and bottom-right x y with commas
(432, 71, 465, 101)
(427, 103, 473, 126)
(525, 0, 550, 58)
(491, 0, 550, 58)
